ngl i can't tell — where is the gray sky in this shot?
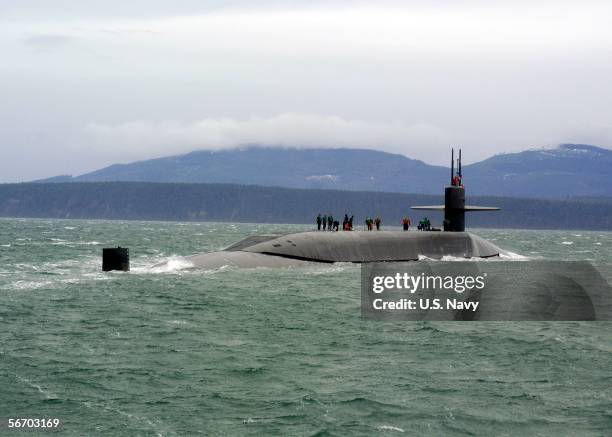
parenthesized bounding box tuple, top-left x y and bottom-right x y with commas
(1, 0, 612, 182)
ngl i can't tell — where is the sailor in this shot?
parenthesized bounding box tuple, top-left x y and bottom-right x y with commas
(402, 216, 411, 231)
(322, 215, 327, 230)
(327, 215, 333, 231)
(316, 214, 322, 231)
(375, 217, 381, 230)
(333, 220, 340, 231)
(342, 214, 348, 231)
(349, 215, 354, 230)
(452, 174, 463, 187)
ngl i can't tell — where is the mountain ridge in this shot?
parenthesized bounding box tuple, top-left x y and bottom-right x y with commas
(35, 144, 612, 198)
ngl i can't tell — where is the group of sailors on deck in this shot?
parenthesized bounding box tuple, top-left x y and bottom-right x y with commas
(316, 214, 432, 231)
(316, 214, 352, 231)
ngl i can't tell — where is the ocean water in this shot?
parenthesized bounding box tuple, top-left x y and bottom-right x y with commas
(1, 218, 611, 436)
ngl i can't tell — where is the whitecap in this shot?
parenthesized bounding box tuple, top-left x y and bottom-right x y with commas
(378, 425, 405, 433)
(561, 241, 574, 245)
(418, 254, 475, 262)
(303, 262, 355, 275)
(8, 280, 54, 290)
(147, 256, 195, 273)
(499, 250, 529, 260)
(440, 255, 472, 262)
(15, 375, 57, 400)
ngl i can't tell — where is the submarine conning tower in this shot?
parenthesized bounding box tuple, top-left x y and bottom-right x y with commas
(412, 148, 499, 232)
(445, 148, 466, 232)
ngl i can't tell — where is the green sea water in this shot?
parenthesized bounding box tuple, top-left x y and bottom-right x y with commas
(1, 218, 611, 436)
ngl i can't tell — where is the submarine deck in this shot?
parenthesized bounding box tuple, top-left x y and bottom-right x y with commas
(175, 231, 502, 269)
(231, 231, 500, 262)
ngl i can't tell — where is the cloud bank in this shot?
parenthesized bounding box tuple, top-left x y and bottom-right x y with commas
(85, 114, 451, 162)
(1, 1, 612, 181)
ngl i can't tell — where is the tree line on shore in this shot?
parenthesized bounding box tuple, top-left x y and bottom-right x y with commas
(0, 182, 611, 230)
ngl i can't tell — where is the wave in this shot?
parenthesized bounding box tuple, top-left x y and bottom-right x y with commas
(440, 255, 473, 262)
(418, 251, 529, 261)
(51, 240, 103, 246)
(6, 280, 54, 290)
(303, 262, 356, 275)
(15, 374, 57, 400)
(377, 425, 405, 433)
(498, 250, 529, 260)
(146, 256, 195, 273)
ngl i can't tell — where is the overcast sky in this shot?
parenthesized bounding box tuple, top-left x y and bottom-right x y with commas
(1, 0, 611, 181)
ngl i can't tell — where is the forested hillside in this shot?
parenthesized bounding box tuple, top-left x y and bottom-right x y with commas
(2, 182, 611, 230)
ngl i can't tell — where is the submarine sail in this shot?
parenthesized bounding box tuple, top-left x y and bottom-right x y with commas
(411, 148, 499, 232)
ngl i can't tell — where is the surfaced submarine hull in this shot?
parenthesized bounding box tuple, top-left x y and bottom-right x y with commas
(154, 150, 503, 270)
(157, 231, 502, 270)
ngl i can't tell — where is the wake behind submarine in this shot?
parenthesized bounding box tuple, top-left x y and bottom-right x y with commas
(156, 149, 502, 270)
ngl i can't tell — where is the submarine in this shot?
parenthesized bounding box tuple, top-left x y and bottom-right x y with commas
(155, 149, 502, 270)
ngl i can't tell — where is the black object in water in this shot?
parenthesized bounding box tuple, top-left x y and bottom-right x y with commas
(103, 247, 130, 271)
